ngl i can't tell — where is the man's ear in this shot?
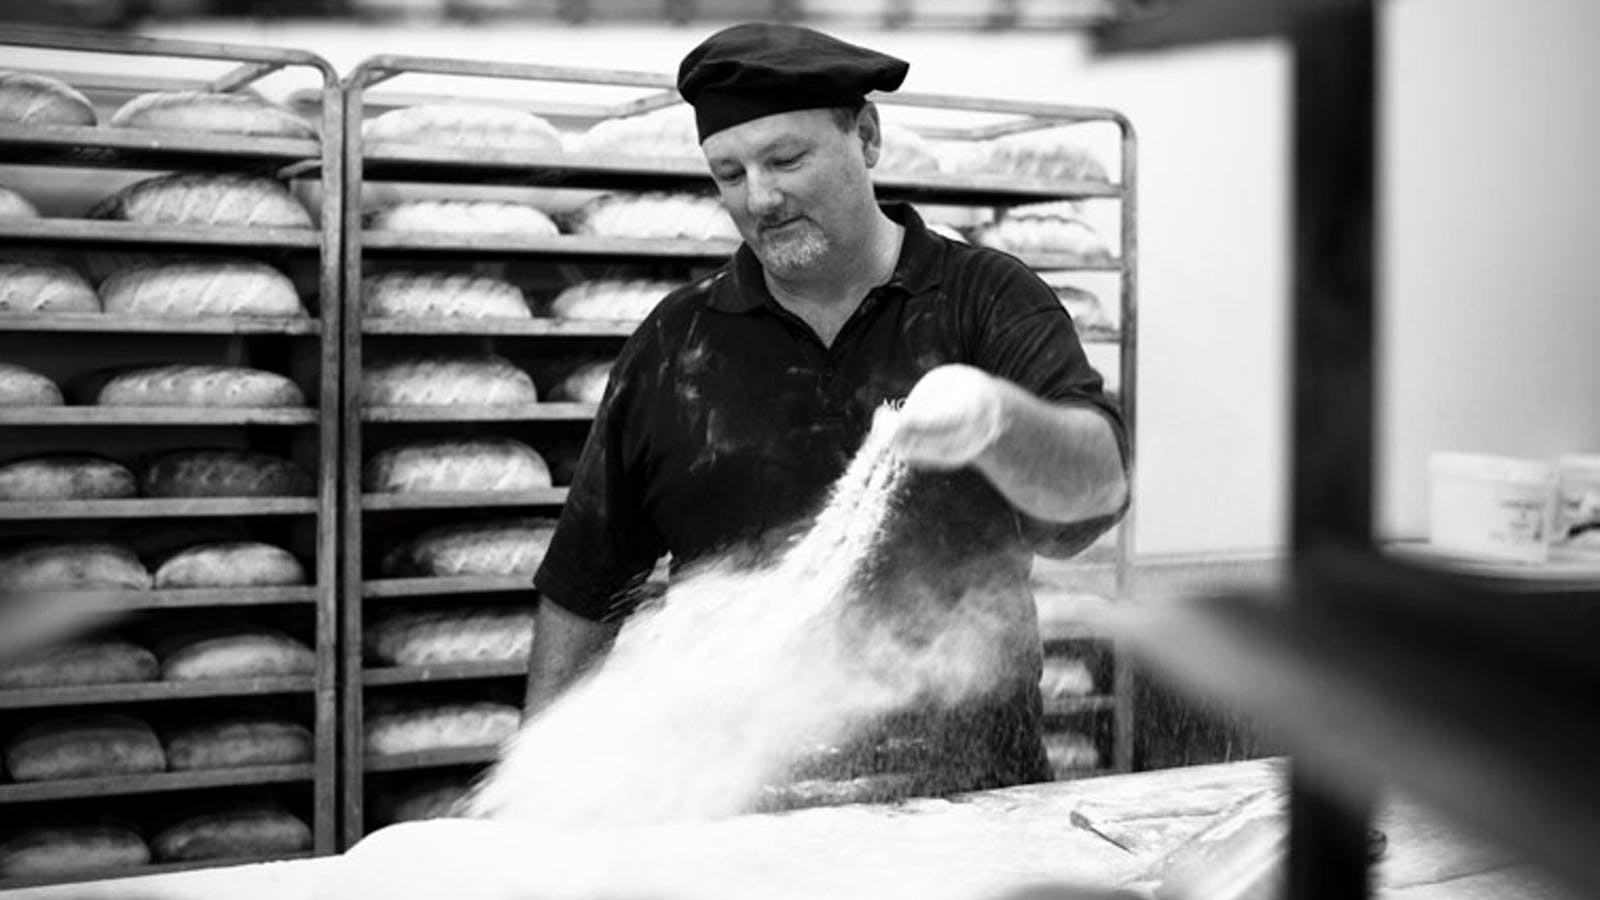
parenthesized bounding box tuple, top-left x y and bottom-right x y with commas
(858, 102, 883, 168)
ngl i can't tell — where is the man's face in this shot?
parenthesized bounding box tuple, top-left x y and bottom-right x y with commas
(701, 107, 879, 280)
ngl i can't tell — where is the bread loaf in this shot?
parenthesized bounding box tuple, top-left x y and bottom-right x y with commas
(364, 437, 552, 493)
(878, 122, 941, 174)
(549, 279, 676, 321)
(568, 193, 738, 242)
(380, 518, 556, 578)
(948, 135, 1110, 183)
(0, 183, 39, 219)
(0, 637, 157, 690)
(153, 542, 306, 589)
(163, 717, 312, 770)
(151, 802, 311, 862)
(139, 449, 314, 498)
(381, 774, 475, 824)
(0, 71, 97, 127)
(367, 200, 559, 236)
(0, 824, 149, 878)
(0, 542, 151, 592)
(92, 174, 313, 229)
(1039, 655, 1095, 698)
(363, 271, 530, 320)
(362, 355, 537, 407)
(363, 104, 563, 153)
(111, 91, 315, 139)
(366, 701, 520, 757)
(575, 107, 698, 159)
(972, 214, 1113, 261)
(157, 624, 315, 681)
(549, 359, 612, 405)
(367, 606, 536, 667)
(5, 713, 166, 782)
(97, 365, 306, 408)
(0, 261, 100, 314)
(100, 260, 304, 318)
(0, 362, 62, 406)
(1043, 731, 1101, 774)
(0, 454, 137, 501)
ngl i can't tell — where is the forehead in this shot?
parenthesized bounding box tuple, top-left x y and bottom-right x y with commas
(700, 108, 843, 160)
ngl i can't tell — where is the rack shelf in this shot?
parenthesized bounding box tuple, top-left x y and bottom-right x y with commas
(0, 764, 315, 805)
(362, 318, 636, 337)
(0, 219, 320, 250)
(0, 313, 320, 336)
(0, 677, 317, 710)
(364, 746, 499, 773)
(361, 576, 535, 600)
(1041, 695, 1118, 718)
(359, 231, 737, 261)
(362, 489, 568, 510)
(0, 498, 319, 520)
(360, 404, 595, 423)
(363, 661, 529, 686)
(0, 123, 320, 174)
(8, 586, 316, 610)
(0, 408, 319, 426)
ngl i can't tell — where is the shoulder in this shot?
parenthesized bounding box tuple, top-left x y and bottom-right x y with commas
(936, 239, 1059, 311)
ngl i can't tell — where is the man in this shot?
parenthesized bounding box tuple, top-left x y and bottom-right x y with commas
(526, 22, 1129, 804)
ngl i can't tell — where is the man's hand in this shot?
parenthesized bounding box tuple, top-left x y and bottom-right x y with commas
(891, 364, 1006, 470)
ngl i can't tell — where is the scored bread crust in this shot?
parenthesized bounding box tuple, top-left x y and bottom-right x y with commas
(549, 359, 612, 405)
(4, 713, 167, 782)
(364, 436, 552, 493)
(163, 717, 313, 770)
(92, 173, 313, 229)
(380, 518, 556, 578)
(0, 183, 40, 219)
(362, 104, 563, 152)
(362, 355, 537, 407)
(153, 541, 306, 589)
(366, 200, 560, 236)
(0, 638, 159, 690)
(0, 71, 97, 127)
(0, 825, 150, 878)
(972, 215, 1114, 260)
(96, 365, 306, 408)
(878, 122, 941, 174)
(0, 261, 100, 314)
(0, 541, 151, 592)
(382, 774, 475, 824)
(139, 449, 315, 498)
(365, 701, 520, 756)
(947, 135, 1111, 183)
(100, 260, 304, 318)
(0, 454, 137, 501)
(151, 802, 311, 862)
(367, 606, 536, 667)
(0, 362, 62, 406)
(575, 107, 699, 159)
(111, 91, 316, 139)
(362, 271, 530, 320)
(567, 192, 738, 242)
(549, 278, 676, 321)
(157, 625, 315, 681)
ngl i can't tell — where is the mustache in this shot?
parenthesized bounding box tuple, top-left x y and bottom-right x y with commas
(756, 212, 806, 230)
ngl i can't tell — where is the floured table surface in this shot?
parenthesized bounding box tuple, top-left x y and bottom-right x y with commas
(3, 759, 1578, 900)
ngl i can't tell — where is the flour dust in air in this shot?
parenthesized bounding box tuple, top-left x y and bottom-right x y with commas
(464, 405, 1013, 828)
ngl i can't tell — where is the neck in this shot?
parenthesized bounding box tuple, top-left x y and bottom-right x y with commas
(765, 208, 904, 310)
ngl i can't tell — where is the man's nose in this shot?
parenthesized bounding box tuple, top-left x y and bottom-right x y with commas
(746, 171, 784, 217)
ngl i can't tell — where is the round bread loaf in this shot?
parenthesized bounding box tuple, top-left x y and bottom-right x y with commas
(0, 542, 151, 592)
(163, 716, 312, 770)
(139, 449, 314, 498)
(878, 122, 941, 174)
(948, 135, 1110, 183)
(153, 542, 306, 589)
(96, 365, 306, 408)
(5, 713, 166, 782)
(568, 192, 738, 242)
(367, 606, 536, 667)
(0, 261, 100, 314)
(366, 200, 559, 236)
(380, 518, 556, 578)
(0, 637, 158, 690)
(0, 183, 39, 219)
(0, 454, 137, 501)
(366, 701, 520, 757)
(362, 271, 529, 320)
(549, 359, 612, 405)
(549, 279, 676, 321)
(575, 106, 698, 159)
(151, 801, 311, 862)
(0, 362, 62, 406)
(1039, 655, 1095, 698)
(111, 91, 315, 139)
(972, 214, 1113, 261)
(364, 437, 552, 493)
(381, 773, 475, 824)
(92, 173, 313, 229)
(362, 355, 537, 407)
(362, 104, 563, 152)
(0, 824, 149, 878)
(0, 71, 96, 127)
(157, 624, 315, 681)
(99, 260, 304, 318)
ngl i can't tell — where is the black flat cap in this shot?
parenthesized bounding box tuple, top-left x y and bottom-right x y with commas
(677, 23, 909, 142)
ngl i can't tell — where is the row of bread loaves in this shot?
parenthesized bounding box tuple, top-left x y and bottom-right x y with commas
(360, 353, 614, 408)
(0, 363, 307, 408)
(1, 70, 316, 137)
(2, 712, 311, 782)
(0, 624, 314, 687)
(366, 191, 737, 243)
(0, 539, 306, 592)
(0, 449, 313, 500)
(0, 172, 311, 228)
(0, 260, 305, 318)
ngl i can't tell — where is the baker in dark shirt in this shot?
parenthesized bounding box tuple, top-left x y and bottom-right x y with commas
(527, 22, 1129, 806)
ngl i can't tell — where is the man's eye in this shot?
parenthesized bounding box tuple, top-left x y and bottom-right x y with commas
(713, 169, 744, 183)
(772, 154, 803, 168)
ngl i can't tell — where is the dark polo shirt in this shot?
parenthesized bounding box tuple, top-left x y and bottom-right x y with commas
(535, 203, 1125, 800)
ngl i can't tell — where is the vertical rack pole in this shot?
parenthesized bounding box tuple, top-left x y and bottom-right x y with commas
(1112, 112, 1139, 774)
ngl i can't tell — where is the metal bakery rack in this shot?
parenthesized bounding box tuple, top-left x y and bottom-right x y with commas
(338, 54, 1137, 845)
(0, 28, 341, 887)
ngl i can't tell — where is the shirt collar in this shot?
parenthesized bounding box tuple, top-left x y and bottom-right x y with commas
(707, 202, 947, 314)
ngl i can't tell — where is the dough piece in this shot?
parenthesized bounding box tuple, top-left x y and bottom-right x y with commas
(364, 437, 552, 493)
(972, 214, 1113, 261)
(367, 606, 536, 667)
(1040, 655, 1096, 698)
(5, 713, 166, 781)
(139, 449, 315, 498)
(362, 355, 537, 407)
(99, 260, 304, 318)
(152, 542, 306, 589)
(0, 454, 136, 501)
(1054, 283, 1116, 339)
(0, 362, 62, 406)
(878, 122, 941, 174)
(163, 717, 312, 771)
(0, 637, 158, 690)
(0, 824, 149, 878)
(548, 279, 676, 321)
(0, 542, 151, 592)
(380, 518, 556, 578)
(157, 624, 315, 681)
(96, 365, 306, 408)
(1043, 731, 1101, 773)
(91, 173, 313, 229)
(365, 702, 520, 757)
(575, 106, 699, 159)
(549, 359, 612, 405)
(0, 261, 100, 314)
(381, 774, 475, 824)
(567, 193, 738, 242)
(111, 91, 316, 138)
(0, 183, 39, 219)
(366, 200, 559, 236)
(151, 801, 311, 862)
(949, 135, 1111, 183)
(362, 271, 530, 320)
(363, 104, 563, 152)
(0, 71, 97, 127)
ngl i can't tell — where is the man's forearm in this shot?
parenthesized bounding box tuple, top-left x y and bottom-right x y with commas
(974, 379, 1128, 524)
(523, 599, 619, 718)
